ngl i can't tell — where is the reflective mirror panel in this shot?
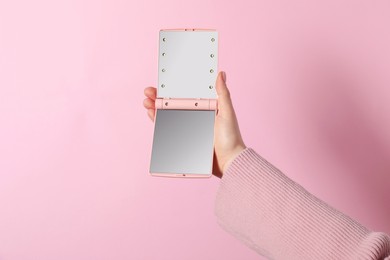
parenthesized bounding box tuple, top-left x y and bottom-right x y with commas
(150, 110, 215, 176)
(158, 30, 218, 99)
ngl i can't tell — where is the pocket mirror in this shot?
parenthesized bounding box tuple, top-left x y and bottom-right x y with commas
(149, 29, 218, 177)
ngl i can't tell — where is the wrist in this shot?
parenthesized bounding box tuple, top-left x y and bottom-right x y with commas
(222, 145, 246, 174)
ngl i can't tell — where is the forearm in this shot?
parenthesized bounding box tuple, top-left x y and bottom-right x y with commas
(215, 148, 390, 259)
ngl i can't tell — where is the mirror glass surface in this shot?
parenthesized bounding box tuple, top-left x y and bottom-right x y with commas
(150, 109, 215, 175)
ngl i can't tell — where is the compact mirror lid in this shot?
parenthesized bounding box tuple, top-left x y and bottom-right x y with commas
(158, 30, 218, 99)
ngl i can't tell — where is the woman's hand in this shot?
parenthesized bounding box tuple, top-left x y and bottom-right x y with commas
(143, 71, 246, 178)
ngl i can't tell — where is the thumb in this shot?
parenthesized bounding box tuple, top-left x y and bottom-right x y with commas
(215, 71, 234, 117)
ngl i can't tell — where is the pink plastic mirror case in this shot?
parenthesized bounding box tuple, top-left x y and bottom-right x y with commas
(149, 29, 218, 178)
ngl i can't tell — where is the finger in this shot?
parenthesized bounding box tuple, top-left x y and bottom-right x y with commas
(215, 71, 235, 116)
(144, 87, 157, 100)
(147, 109, 155, 121)
(143, 98, 155, 109)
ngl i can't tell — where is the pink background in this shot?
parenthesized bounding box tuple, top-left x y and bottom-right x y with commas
(1, 0, 389, 259)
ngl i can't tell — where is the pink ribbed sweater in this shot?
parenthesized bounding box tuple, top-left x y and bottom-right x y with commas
(215, 148, 390, 259)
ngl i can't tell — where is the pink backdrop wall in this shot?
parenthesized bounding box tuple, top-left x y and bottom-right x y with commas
(1, 0, 389, 259)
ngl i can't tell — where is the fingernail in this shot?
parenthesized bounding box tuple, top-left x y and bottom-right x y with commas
(221, 71, 226, 83)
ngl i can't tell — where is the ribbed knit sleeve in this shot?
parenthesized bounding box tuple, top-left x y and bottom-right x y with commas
(215, 148, 390, 260)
